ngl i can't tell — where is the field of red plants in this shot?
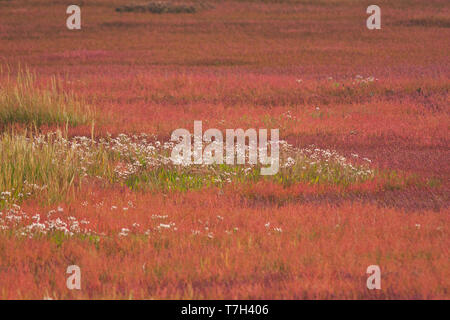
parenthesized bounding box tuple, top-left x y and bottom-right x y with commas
(0, 0, 448, 299)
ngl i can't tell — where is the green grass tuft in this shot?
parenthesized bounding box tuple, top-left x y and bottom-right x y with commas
(0, 68, 94, 128)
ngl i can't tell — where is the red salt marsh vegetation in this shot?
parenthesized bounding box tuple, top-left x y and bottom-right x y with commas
(0, 0, 448, 299)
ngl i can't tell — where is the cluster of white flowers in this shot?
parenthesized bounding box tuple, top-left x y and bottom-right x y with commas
(279, 143, 374, 181)
(117, 220, 178, 238)
(70, 133, 172, 180)
(304, 147, 373, 177)
(22, 132, 173, 181)
(118, 228, 130, 237)
(282, 156, 296, 168)
(151, 214, 169, 219)
(353, 75, 378, 85)
(0, 204, 92, 238)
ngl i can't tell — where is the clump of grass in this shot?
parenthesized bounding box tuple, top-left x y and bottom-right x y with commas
(0, 130, 376, 209)
(0, 69, 93, 128)
(116, 1, 199, 14)
(0, 130, 112, 209)
(0, 131, 79, 208)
